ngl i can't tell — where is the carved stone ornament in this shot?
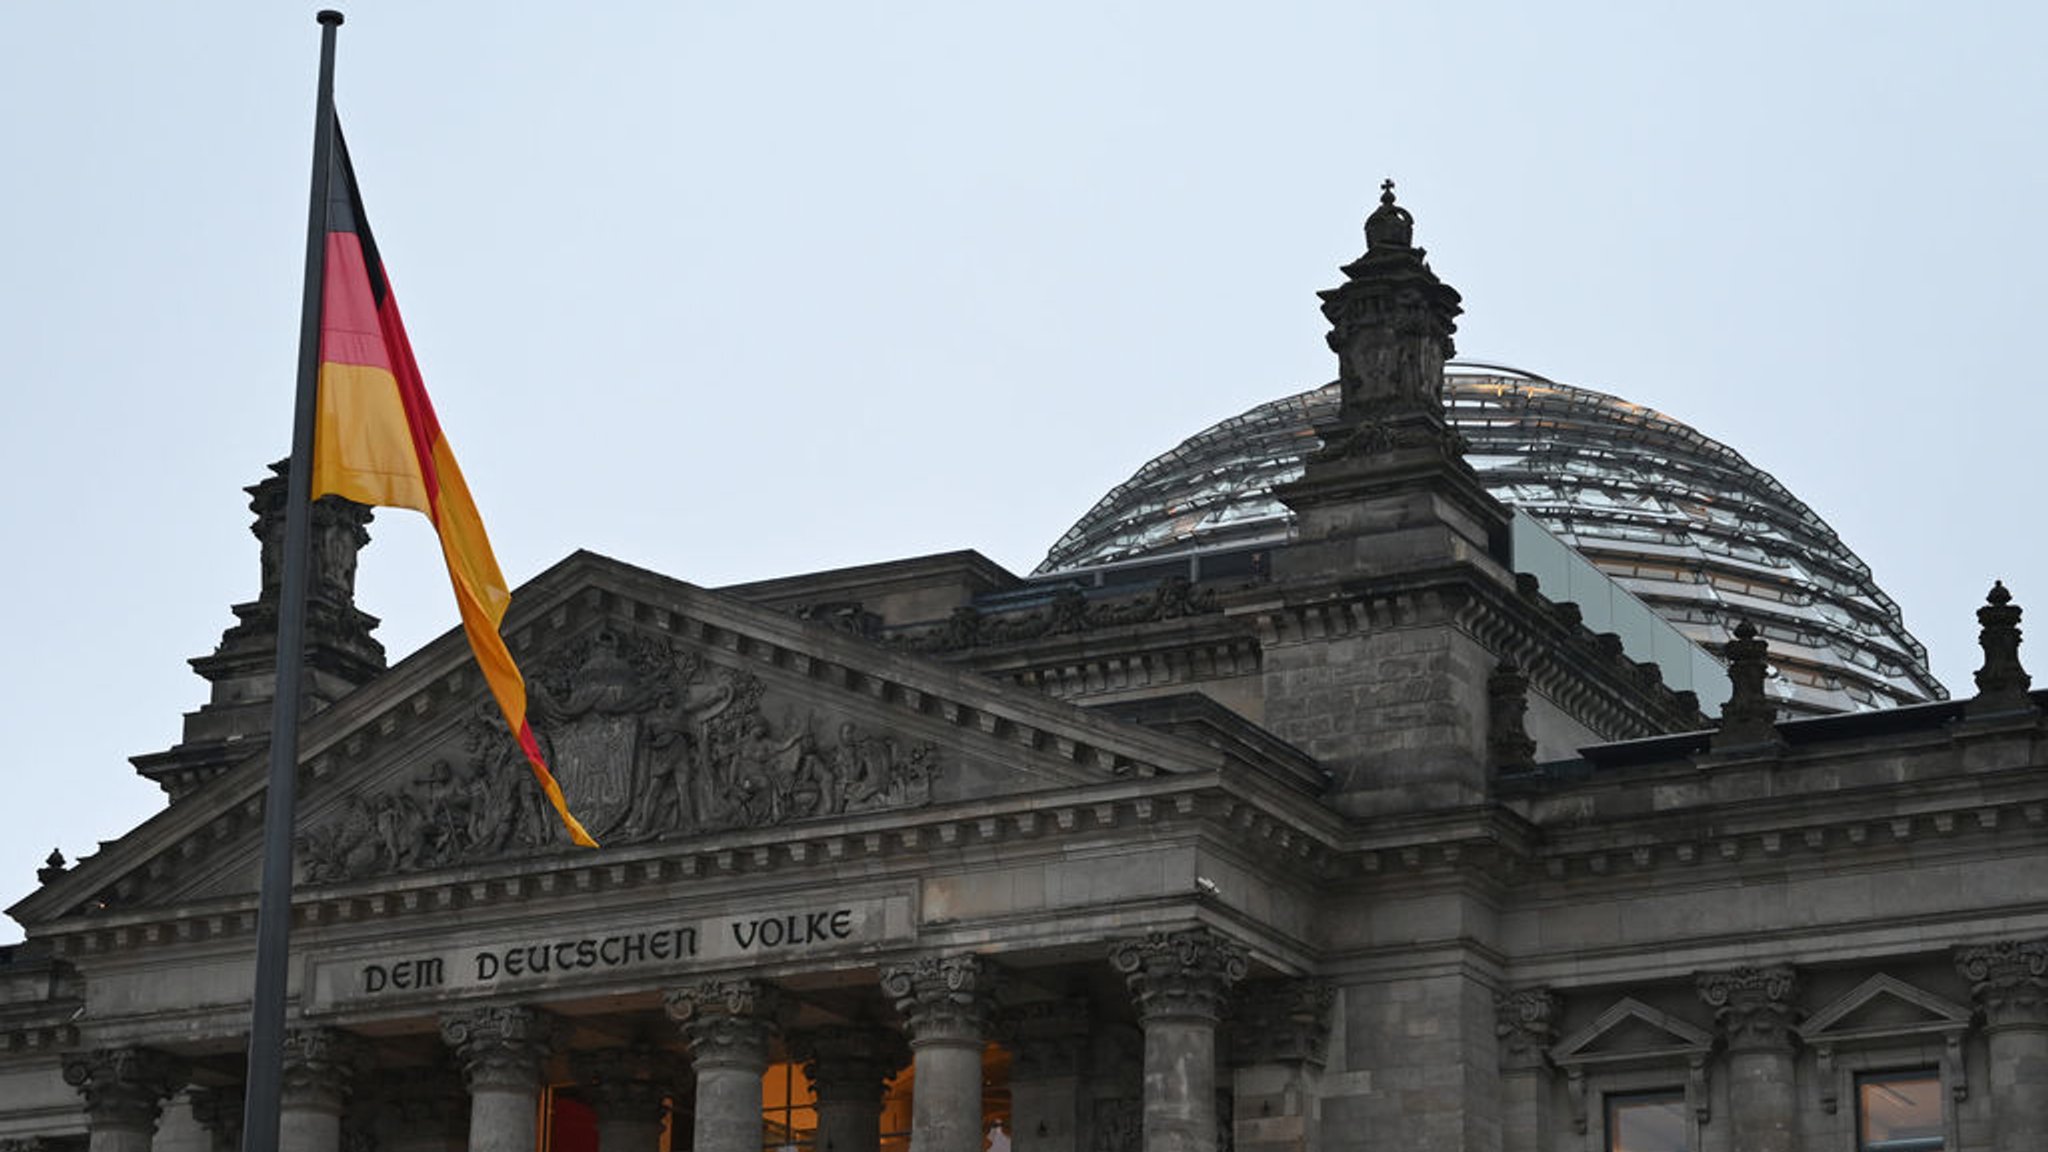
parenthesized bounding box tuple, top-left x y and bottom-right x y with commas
(1712, 620, 1782, 750)
(791, 1025, 910, 1104)
(1697, 965, 1800, 1053)
(1315, 182, 1463, 437)
(898, 575, 1220, 653)
(60, 1047, 186, 1130)
(1495, 987, 1562, 1071)
(1970, 581, 2033, 714)
(664, 980, 785, 1071)
(1487, 660, 1539, 773)
(1955, 938, 2048, 1028)
(439, 1006, 555, 1093)
(882, 954, 998, 1047)
(1109, 928, 1249, 1024)
(281, 1026, 364, 1111)
(1230, 979, 1335, 1068)
(300, 628, 940, 881)
(999, 999, 1093, 1081)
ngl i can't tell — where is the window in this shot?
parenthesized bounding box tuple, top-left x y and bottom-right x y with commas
(1858, 1070, 1944, 1152)
(1606, 1091, 1686, 1152)
(763, 1061, 818, 1152)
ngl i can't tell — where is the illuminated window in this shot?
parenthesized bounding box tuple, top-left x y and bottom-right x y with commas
(1858, 1070, 1944, 1151)
(1606, 1090, 1686, 1152)
(763, 1061, 819, 1152)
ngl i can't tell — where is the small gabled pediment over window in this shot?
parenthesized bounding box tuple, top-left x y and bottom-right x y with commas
(1549, 998, 1714, 1136)
(1797, 974, 1970, 1117)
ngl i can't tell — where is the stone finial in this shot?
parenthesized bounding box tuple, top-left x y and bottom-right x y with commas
(36, 849, 66, 885)
(1495, 987, 1562, 1072)
(1488, 660, 1539, 772)
(1955, 939, 2048, 1030)
(1364, 179, 1414, 251)
(1711, 620, 1781, 751)
(1697, 965, 1800, 1053)
(1108, 928, 1249, 1024)
(1969, 580, 2033, 715)
(881, 954, 998, 1048)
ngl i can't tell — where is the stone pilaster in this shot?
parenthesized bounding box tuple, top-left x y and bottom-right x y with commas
(1697, 966, 1799, 1152)
(1110, 929, 1248, 1152)
(1002, 1001, 1094, 1152)
(1228, 980, 1332, 1152)
(440, 1006, 554, 1152)
(666, 980, 785, 1152)
(187, 1085, 244, 1152)
(793, 1026, 909, 1152)
(574, 1044, 680, 1152)
(359, 1066, 469, 1152)
(280, 1027, 362, 1152)
(883, 954, 999, 1152)
(1493, 988, 1559, 1152)
(1957, 939, 2048, 1152)
(61, 1047, 186, 1152)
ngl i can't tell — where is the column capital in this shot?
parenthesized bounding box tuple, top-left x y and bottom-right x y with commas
(998, 999, 1093, 1080)
(1697, 965, 1801, 1053)
(881, 954, 999, 1048)
(1231, 978, 1335, 1068)
(1956, 938, 2048, 1029)
(439, 1005, 556, 1093)
(665, 979, 785, 1070)
(574, 1043, 681, 1124)
(1494, 987, 1562, 1071)
(1109, 928, 1248, 1023)
(282, 1025, 364, 1114)
(791, 1025, 908, 1105)
(61, 1047, 186, 1133)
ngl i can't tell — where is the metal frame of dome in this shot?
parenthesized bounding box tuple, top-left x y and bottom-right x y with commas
(1036, 365, 1944, 715)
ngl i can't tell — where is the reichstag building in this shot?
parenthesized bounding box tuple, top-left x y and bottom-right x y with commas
(3, 187, 2042, 1152)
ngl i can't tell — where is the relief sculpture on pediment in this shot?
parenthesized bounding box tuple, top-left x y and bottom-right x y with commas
(300, 628, 939, 882)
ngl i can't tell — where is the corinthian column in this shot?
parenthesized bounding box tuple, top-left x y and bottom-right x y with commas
(61, 1047, 187, 1152)
(441, 1005, 554, 1152)
(574, 1044, 679, 1152)
(1957, 939, 2048, 1152)
(794, 1026, 909, 1152)
(280, 1026, 362, 1152)
(1109, 929, 1248, 1152)
(882, 954, 998, 1152)
(666, 980, 785, 1152)
(1697, 966, 1799, 1152)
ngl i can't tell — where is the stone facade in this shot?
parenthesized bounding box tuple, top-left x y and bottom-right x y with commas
(2, 190, 2042, 1152)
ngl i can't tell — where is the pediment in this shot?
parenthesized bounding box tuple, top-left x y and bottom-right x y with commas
(1799, 974, 1970, 1043)
(16, 551, 1241, 929)
(1551, 997, 1713, 1068)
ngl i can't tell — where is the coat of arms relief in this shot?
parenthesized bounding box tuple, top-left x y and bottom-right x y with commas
(300, 628, 939, 882)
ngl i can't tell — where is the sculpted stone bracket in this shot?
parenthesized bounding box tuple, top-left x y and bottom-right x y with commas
(301, 627, 940, 881)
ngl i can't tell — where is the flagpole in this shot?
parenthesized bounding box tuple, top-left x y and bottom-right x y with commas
(240, 11, 343, 1151)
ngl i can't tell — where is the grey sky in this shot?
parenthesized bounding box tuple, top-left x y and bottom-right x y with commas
(4, 2, 2041, 942)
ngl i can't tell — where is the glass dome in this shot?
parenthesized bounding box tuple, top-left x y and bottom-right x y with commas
(1036, 365, 1944, 715)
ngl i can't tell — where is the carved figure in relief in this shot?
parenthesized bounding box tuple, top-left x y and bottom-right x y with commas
(298, 627, 941, 882)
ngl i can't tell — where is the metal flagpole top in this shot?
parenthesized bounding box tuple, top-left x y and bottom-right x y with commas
(318, 10, 344, 25)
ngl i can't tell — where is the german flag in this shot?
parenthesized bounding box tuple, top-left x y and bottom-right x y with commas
(310, 119, 595, 848)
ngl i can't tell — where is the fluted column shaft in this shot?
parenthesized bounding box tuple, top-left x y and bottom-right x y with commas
(1959, 941, 2048, 1152)
(1698, 966, 1799, 1152)
(668, 980, 784, 1152)
(442, 1006, 553, 1152)
(280, 1026, 361, 1152)
(1110, 929, 1248, 1152)
(797, 1026, 908, 1152)
(884, 955, 997, 1152)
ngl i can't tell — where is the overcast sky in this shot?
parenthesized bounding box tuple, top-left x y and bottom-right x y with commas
(4, 2, 2043, 943)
